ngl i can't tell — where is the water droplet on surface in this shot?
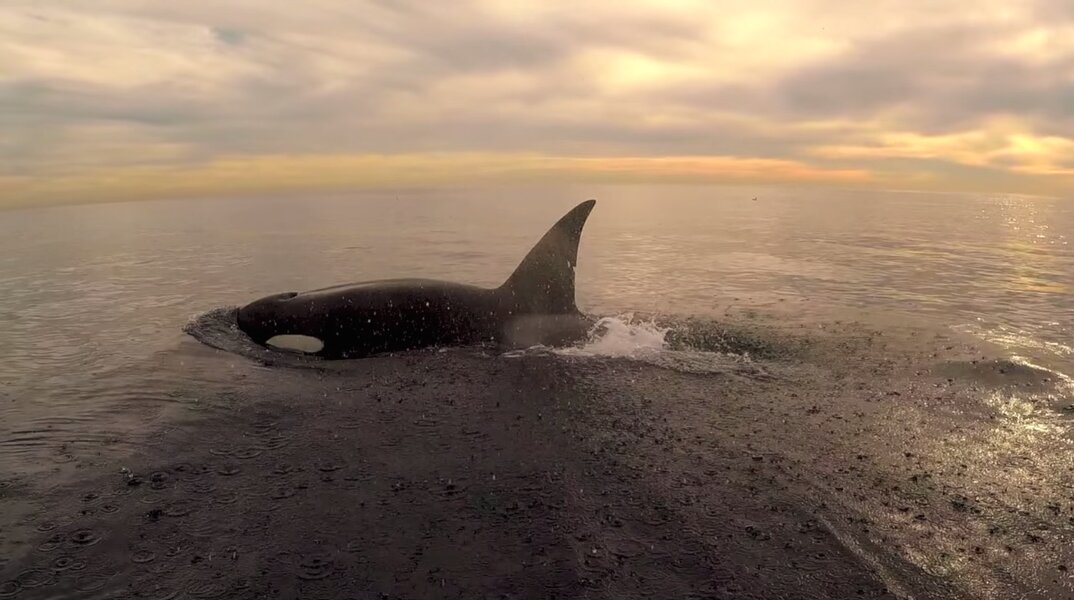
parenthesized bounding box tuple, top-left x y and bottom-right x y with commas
(212, 492, 239, 505)
(190, 481, 217, 494)
(51, 555, 77, 571)
(132, 549, 157, 564)
(15, 569, 55, 589)
(296, 555, 335, 580)
(216, 465, 240, 476)
(163, 501, 194, 517)
(36, 534, 63, 552)
(187, 581, 228, 598)
(0, 581, 21, 598)
(75, 574, 110, 592)
(68, 529, 102, 547)
(271, 487, 296, 500)
(138, 586, 179, 600)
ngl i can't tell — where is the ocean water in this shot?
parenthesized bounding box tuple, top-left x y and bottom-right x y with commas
(1, 185, 1072, 598)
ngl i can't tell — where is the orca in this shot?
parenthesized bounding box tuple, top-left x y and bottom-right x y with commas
(237, 200, 597, 358)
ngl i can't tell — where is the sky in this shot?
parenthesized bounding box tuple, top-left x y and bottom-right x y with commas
(2, 0, 1072, 208)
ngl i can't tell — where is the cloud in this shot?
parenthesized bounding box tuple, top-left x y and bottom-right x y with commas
(811, 124, 1074, 174)
(770, 24, 1074, 134)
(0, 152, 875, 210)
(0, 0, 1071, 206)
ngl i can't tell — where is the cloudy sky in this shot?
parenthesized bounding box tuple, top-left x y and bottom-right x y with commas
(2, 0, 1072, 207)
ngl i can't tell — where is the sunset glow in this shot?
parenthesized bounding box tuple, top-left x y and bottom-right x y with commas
(2, 0, 1071, 207)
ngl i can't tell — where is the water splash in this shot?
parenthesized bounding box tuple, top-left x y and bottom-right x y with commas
(953, 322, 1073, 359)
(556, 314, 670, 358)
(507, 314, 770, 378)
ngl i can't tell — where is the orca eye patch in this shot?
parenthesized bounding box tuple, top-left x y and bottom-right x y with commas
(266, 334, 324, 354)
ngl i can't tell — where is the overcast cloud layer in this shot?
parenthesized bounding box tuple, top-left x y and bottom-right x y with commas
(1, 0, 1072, 206)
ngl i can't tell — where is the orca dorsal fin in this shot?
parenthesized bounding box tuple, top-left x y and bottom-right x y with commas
(500, 199, 596, 314)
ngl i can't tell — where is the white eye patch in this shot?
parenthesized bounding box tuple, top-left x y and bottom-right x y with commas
(266, 335, 325, 354)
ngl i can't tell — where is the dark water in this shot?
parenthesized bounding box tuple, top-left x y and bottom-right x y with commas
(1, 185, 1072, 598)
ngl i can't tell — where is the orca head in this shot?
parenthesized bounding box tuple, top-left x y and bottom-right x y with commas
(236, 291, 298, 344)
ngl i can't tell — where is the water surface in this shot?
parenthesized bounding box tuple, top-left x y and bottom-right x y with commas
(1, 185, 1072, 598)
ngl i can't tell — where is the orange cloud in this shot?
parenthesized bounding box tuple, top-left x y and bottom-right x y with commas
(0, 153, 871, 209)
(809, 123, 1074, 177)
